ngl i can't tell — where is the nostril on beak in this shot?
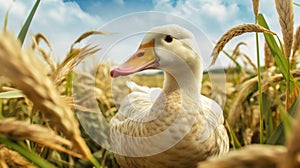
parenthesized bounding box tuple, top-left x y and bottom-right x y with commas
(136, 51, 145, 57)
(110, 70, 115, 77)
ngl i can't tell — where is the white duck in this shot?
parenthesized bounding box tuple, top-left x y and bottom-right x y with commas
(109, 24, 229, 168)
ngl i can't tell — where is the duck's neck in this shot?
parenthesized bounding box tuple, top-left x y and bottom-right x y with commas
(162, 65, 202, 101)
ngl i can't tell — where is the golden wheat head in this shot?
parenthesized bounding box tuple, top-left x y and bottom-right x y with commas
(292, 26, 300, 63)
(252, 0, 260, 18)
(0, 32, 92, 158)
(31, 33, 56, 72)
(0, 118, 82, 157)
(211, 24, 275, 65)
(0, 146, 36, 168)
(275, 0, 294, 59)
(198, 145, 286, 168)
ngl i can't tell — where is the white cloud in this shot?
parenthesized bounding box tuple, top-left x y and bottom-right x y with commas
(2, 0, 300, 66)
(152, 0, 300, 66)
(153, 0, 241, 38)
(0, 0, 103, 62)
(113, 0, 125, 5)
(201, 2, 238, 23)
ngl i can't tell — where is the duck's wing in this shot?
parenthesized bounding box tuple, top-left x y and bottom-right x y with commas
(110, 81, 162, 124)
(200, 95, 224, 128)
(200, 95, 229, 153)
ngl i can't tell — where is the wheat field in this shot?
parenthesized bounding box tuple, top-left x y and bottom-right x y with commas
(1, 0, 300, 167)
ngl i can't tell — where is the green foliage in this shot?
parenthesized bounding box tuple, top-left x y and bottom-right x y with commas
(0, 137, 56, 168)
(222, 50, 242, 72)
(17, 0, 40, 45)
(257, 14, 295, 92)
(267, 93, 300, 145)
(226, 121, 241, 149)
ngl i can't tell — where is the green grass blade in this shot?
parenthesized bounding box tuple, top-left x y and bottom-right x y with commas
(17, 0, 40, 45)
(225, 121, 241, 149)
(263, 93, 273, 140)
(0, 137, 56, 168)
(279, 103, 294, 138)
(267, 92, 300, 145)
(89, 156, 102, 168)
(4, 10, 9, 32)
(222, 50, 242, 72)
(66, 73, 73, 96)
(0, 90, 25, 99)
(255, 30, 264, 144)
(257, 13, 295, 92)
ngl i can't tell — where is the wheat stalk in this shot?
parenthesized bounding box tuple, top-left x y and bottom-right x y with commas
(292, 26, 300, 64)
(275, 0, 294, 59)
(232, 42, 247, 60)
(31, 33, 56, 72)
(71, 30, 109, 48)
(252, 0, 260, 18)
(0, 32, 92, 158)
(242, 53, 257, 72)
(211, 24, 275, 65)
(228, 68, 300, 126)
(54, 46, 100, 88)
(227, 76, 258, 125)
(198, 145, 286, 168)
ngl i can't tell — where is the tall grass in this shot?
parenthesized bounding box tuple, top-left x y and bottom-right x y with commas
(1, 1, 300, 168)
(199, 1, 300, 167)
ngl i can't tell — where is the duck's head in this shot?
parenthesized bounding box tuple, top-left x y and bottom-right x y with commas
(110, 24, 202, 80)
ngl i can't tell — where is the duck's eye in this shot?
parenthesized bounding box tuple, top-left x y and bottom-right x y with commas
(164, 35, 173, 43)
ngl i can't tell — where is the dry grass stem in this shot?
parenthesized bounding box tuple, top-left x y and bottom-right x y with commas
(275, 0, 294, 59)
(198, 145, 286, 168)
(211, 24, 275, 65)
(54, 46, 100, 87)
(232, 42, 246, 60)
(264, 42, 274, 68)
(229, 68, 300, 126)
(242, 54, 257, 72)
(31, 33, 56, 72)
(252, 0, 260, 18)
(292, 26, 300, 63)
(71, 30, 109, 48)
(227, 77, 257, 125)
(262, 69, 300, 92)
(0, 32, 92, 158)
(0, 145, 36, 168)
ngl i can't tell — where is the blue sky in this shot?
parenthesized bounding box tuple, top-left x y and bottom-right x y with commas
(1, 0, 300, 66)
(61, 0, 256, 39)
(63, 0, 154, 20)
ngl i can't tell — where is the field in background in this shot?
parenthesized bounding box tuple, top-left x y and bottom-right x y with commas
(1, 0, 300, 167)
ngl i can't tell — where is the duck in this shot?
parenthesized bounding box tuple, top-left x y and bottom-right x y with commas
(109, 24, 229, 168)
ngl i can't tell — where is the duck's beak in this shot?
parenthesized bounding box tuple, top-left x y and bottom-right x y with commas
(110, 39, 159, 78)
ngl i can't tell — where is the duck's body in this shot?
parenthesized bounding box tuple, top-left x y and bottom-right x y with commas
(110, 24, 229, 168)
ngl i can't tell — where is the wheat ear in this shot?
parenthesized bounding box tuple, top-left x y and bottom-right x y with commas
(292, 26, 300, 63)
(211, 24, 275, 65)
(252, 0, 260, 18)
(0, 32, 92, 158)
(275, 0, 294, 59)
